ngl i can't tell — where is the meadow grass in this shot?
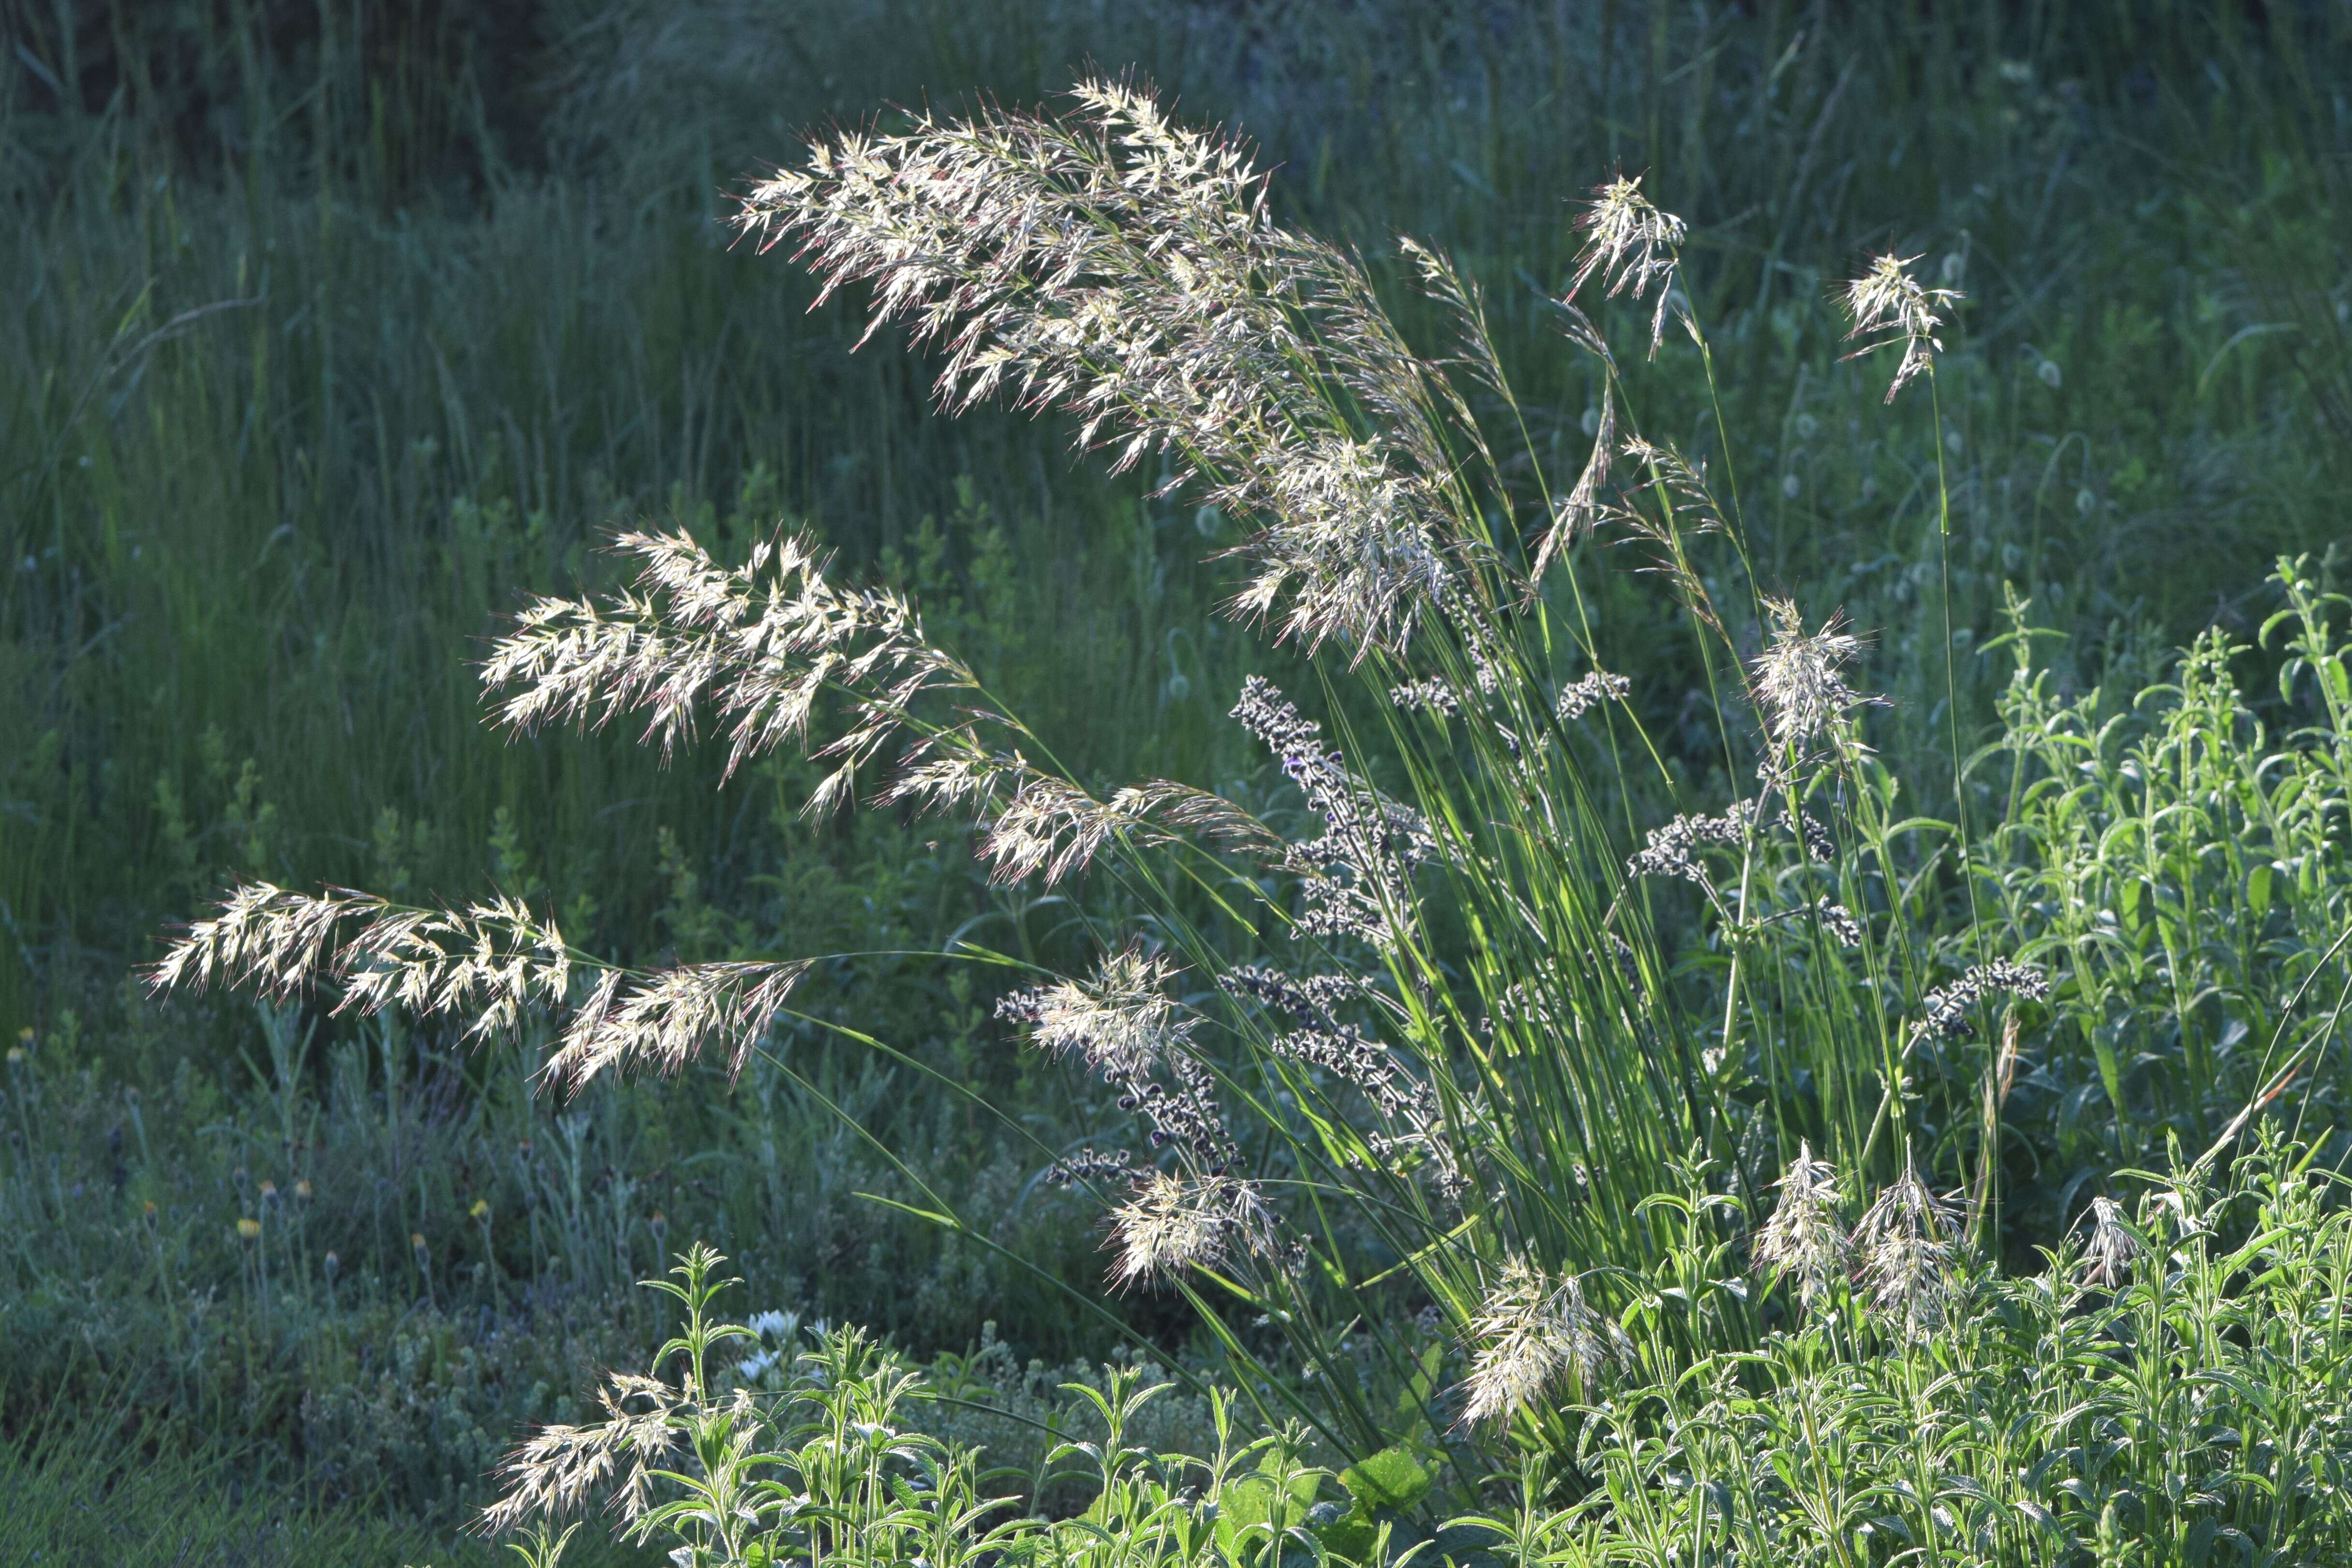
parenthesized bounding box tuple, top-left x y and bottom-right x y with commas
(8, 0, 2348, 1037)
(0, 1404, 520, 1568)
(6, 3, 2352, 1562)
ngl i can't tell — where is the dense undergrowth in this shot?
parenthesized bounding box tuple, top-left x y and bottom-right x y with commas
(6, 4, 2352, 1566)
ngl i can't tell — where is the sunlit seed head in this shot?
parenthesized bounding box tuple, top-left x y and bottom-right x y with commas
(2080, 1195, 2140, 1288)
(1106, 1171, 1269, 1287)
(1756, 1140, 1846, 1309)
(1838, 252, 1961, 402)
(1751, 595, 1875, 753)
(997, 946, 1193, 1079)
(1459, 1256, 1625, 1426)
(1568, 175, 1688, 358)
(1854, 1161, 1962, 1334)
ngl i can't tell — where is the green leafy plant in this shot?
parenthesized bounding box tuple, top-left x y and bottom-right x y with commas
(485, 1245, 1360, 1568)
(1498, 1132, 2352, 1565)
(1958, 559, 2352, 1233)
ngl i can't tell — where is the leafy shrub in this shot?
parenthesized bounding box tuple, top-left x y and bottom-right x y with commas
(1955, 565, 2352, 1234)
(497, 1137, 2352, 1567)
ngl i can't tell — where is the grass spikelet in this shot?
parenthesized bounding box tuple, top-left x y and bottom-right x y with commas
(1756, 1141, 1847, 1309)
(1838, 252, 1961, 402)
(1459, 1257, 1625, 1426)
(1568, 176, 1688, 358)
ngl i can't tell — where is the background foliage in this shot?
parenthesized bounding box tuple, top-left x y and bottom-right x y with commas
(4, 2, 2350, 1562)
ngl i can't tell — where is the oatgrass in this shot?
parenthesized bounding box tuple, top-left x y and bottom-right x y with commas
(8, 5, 2352, 1561)
(8, 1, 2348, 1043)
(150, 70, 2352, 1521)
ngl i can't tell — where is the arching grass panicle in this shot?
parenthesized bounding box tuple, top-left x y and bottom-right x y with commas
(1568, 175, 1689, 357)
(732, 78, 1465, 657)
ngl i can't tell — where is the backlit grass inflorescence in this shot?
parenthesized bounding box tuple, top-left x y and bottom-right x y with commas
(1459, 1256, 1627, 1425)
(1853, 1159, 1962, 1334)
(1756, 1141, 1847, 1309)
(1626, 802, 1757, 885)
(2079, 1195, 2141, 1288)
(995, 947, 1194, 1081)
(1839, 252, 1962, 402)
(1554, 669, 1630, 722)
(1106, 1169, 1277, 1287)
(733, 78, 1461, 657)
(998, 948, 1240, 1188)
(1568, 175, 1688, 357)
(1751, 595, 1874, 756)
(149, 883, 808, 1092)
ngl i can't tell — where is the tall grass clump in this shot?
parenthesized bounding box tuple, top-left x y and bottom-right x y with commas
(145, 79, 2352, 1561)
(17, 0, 2352, 1052)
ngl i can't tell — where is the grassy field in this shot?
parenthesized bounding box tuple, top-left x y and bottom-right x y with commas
(5, 2, 2352, 1563)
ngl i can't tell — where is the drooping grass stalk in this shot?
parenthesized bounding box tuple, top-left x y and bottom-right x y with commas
(123, 82, 2352, 1528)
